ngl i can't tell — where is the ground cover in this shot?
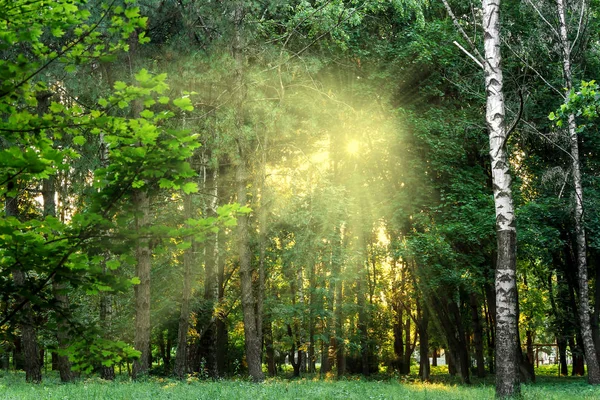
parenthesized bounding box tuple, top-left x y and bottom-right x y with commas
(1, 367, 599, 400)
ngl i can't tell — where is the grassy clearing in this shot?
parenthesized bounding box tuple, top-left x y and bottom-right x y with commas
(0, 369, 599, 400)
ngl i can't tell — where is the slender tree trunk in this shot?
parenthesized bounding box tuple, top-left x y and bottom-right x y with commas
(232, 1, 263, 381)
(593, 253, 600, 363)
(570, 336, 585, 376)
(200, 162, 219, 378)
(308, 258, 316, 373)
(484, 275, 496, 374)
(7, 181, 41, 383)
(264, 320, 276, 376)
(174, 193, 194, 378)
(558, 336, 568, 375)
(236, 160, 263, 381)
(132, 190, 151, 378)
(403, 312, 412, 375)
(418, 302, 430, 382)
(446, 348, 456, 376)
(333, 228, 345, 376)
(482, 0, 520, 396)
(44, 176, 73, 382)
(216, 229, 228, 374)
(99, 60, 115, 379)
(556, 0, 600, 384)
(470, 293, 486, 378)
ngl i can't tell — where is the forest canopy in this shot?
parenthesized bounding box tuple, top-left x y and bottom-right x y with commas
(2, 1, 600, 399)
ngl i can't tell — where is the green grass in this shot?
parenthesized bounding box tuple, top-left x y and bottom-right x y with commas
(0, 369, 599, 400)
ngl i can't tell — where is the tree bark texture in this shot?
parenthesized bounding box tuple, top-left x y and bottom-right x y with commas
(132, 190, 151, 378)
(231, 1, 264, 382)
(556, 0, 600, 384)
(236, 161, 264, 381)
(482, 0, 520, 396)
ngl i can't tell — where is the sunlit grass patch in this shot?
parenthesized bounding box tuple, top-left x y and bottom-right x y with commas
(0, 370, 599, 400)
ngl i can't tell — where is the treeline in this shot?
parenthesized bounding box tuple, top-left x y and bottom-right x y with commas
(1, 1, 600, 399)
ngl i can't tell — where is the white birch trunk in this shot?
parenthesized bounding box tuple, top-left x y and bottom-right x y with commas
(556, 0, 600, 383)
(482, 0, 520, 397)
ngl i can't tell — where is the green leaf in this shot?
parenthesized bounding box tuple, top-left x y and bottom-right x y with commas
(182, 182, 198, 194)
(72, 136, 86, 146)
(135, 68, 151, 83)
(173, 97, 193, 111)
(140, 109, 154, 119)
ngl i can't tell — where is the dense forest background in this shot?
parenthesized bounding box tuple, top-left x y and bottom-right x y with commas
(2, 0, 600, 398)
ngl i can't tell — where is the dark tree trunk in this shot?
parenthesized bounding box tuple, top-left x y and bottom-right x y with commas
(308, 259, 316, 374)
(446, 349, 456, 376)
(470, 293, 486, 378)
(431, 348, 438, 367)
(484, 276, 496, 374)
(558, 337, 568, 376)
(570, 336, 585, 376)
(288, 324, 301, 377)
(232, 1, 263, 381)
(333, 233, 345, 376)
(132, 190, 151, 379)
(418, 304, 430, 381)
(264, 321, 276, 376)
(593, 251, 600, 365)
(393, 314, 405, 373)
(216, 229, 228, 375)
(7, 182, 42, 383)
(42, 173, 74, 383)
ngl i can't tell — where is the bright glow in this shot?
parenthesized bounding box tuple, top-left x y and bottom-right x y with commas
(346, 139, 360, 155)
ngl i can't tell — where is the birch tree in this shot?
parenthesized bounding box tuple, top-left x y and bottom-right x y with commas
(483, 1, 520, 396)
(441, 0, 520, 396)
(555, 0, 600, 384)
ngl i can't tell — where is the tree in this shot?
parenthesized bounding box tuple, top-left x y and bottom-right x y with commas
(481, 0, 520, 396)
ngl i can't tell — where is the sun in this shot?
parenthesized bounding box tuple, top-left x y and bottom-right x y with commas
(346, 139, 360, 155)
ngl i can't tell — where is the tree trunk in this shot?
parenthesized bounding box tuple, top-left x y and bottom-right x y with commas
(98, 118, 115, 380)
(358, 278, 369, 376)
(308, 259, 316, 373)
(470, 293, 486, 378)
(7, 181, 42, 383)
(264, 321, 276, 376)
(446, 349, 456, 376)
(393, 310, 405, 373)
(132, 190, 151, 379)
(418, 303, 430, 381)
(44, 176, 73, 382)
(232, 1, 263, 382)
(558, 336, 568, 375)
(198, 161, 219, 378)
(593, 252, 600, 363)
(556, 0, 600, 384)
(484, 278, 496, 374)
(333, 229, 345, 376)
(482, 0, 520, 396)
(174, 193, 194, 378)
(236, 160, 264, 381)
(216, 228, 228, 375)
(570, 336, 585, 376)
